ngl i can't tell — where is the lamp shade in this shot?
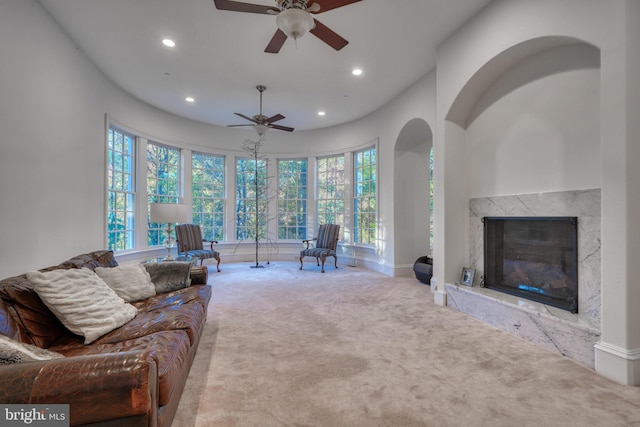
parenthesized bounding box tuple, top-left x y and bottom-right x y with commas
(254, 123, 269, 136)
(276, 8, 315, 40)
(149, 203, 190, 224)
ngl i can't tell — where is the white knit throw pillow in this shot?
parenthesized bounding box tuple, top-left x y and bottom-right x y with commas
(27, 268, 138, 344)
(94, 264, 156, 302)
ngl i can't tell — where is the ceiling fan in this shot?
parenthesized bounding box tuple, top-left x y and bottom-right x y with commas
(227, 85, 294, 136)
(213, 0, 362, 53)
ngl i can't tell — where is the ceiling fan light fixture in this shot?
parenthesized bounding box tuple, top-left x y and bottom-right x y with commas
(254, 123, 269, 136)
(276, 8, 315, 40)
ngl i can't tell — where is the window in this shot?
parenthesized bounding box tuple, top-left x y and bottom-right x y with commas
(236, 157, 268, 241)
(192, 152, 225, 241)
(429, 147, 434, 249)
(277, 159, 307, 240)
(317, 154, 345, 235)
(354, 146, 377, 245)
(106, 120, 382, 253)
(147, 142, 180, 246)
(107, 126, 136, 251)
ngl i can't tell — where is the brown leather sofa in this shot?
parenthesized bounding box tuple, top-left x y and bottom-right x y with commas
(0, 250, 211, 427)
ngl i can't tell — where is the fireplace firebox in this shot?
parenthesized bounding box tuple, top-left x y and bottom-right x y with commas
(483, 217, 578, 313)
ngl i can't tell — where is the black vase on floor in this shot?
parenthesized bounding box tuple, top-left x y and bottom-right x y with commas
(413, 256, 433, 285)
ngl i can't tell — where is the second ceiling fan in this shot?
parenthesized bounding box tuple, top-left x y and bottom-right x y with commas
(227, 85, 294, 136)
(213, 0, 362, 53)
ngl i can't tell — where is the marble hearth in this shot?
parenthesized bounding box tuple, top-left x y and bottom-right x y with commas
(445, 189, 601, 368)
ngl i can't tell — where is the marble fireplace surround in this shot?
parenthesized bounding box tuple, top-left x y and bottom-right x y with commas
(445, 189, 601, 368)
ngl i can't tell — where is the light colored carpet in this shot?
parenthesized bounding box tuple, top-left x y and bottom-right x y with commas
(173, 261, 640, 427)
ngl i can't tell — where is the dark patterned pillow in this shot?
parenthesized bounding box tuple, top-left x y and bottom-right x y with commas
(0, 334, 64, 364)
(143, 262, 192, 293)
(61, 250, 118, 271)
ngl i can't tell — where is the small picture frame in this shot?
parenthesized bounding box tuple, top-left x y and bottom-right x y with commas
(460, 267, 475, 287)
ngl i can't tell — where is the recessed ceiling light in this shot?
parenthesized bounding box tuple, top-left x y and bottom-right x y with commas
(185, 97, 195, 103)
(162, 39, 176, 47)
(317, 111, 326, 116)
(352, 68, 363, 76)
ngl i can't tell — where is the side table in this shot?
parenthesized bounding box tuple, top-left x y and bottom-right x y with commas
(189, 265, 208, 285)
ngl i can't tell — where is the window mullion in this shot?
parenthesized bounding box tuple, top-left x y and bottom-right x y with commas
(344, 151, 354, 245)
(181, 148, 192, 217)
(265, 154, 277, 242)
(136, 137, 149, 250)
(307, 156, 318, 234)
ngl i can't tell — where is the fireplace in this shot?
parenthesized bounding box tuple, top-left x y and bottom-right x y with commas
(483, 217, 578, 313)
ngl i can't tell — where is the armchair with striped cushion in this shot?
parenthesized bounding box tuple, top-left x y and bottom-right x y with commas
(175, 224, 221, 272)
(299, 224, 340, 273)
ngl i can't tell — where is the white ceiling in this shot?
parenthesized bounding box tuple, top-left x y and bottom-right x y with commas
(37, 0, 492, 131)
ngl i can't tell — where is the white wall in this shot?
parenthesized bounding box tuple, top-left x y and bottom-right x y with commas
(434, 0, 618, 287)
(394, 117, 433, 270)
(468, 66, 601, 197)
(0, 0, 111, 277)
(0, 0, 436, 279)
(433, 0, 640, 385)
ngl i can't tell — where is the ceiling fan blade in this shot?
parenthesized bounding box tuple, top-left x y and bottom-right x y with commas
(234, 112, 258, 123)
(227, 124, 255, 127)
(213, 0, 278, 14)
(309, 19, 348, 51)
(267, 114, 285, 123)
(270, 124, 295, 132)
(310, 0, 362, 13)
(265, 29, 288, 54)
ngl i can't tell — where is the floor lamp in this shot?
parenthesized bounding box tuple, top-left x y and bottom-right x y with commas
(150, 203, 190, 261)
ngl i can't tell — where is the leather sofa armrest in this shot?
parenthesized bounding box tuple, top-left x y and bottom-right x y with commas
(0, 350, 158, 426)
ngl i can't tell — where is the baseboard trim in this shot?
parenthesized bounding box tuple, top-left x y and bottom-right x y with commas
(595, 341, 640, 386)
(434, 289, 447, 306)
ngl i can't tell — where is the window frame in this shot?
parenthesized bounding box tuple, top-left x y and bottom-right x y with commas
(277, 158, 308, 241)
(316, 153, 345, 241)
(353, 145, 377, 246)
(146, 141, 181, 247)
(191, 151, 226, 242)
(429, 146, 434, 250)
(106, 125, 136, 252)
(235, 156, 269, 242)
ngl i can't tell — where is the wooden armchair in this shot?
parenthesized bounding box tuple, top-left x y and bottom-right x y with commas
(299, 224, 340, 273)
(175, 224, 221, 272)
